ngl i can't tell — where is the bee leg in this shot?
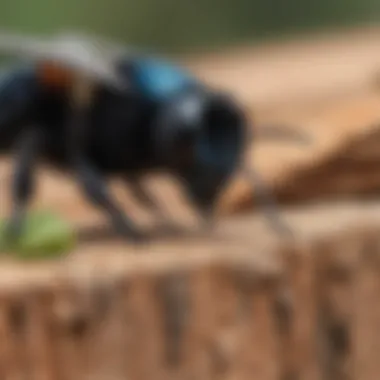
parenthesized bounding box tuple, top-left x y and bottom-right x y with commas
(187, 192, 217, 232)
(74, 158, 146, 243)
(198, 203, 217, 231)
(124, 177, 182, 234)
(5, 128, 41, 241)
(241, 166, 293, 238)
(125, 177, 162, 215)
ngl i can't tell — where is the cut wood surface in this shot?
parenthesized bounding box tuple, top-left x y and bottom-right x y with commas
(0, 199, 379, 287)
(0, 199, 380, 379)
(221, 91, 380, 212)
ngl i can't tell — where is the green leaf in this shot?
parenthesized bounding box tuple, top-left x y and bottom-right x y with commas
(0, 210, 76, 260)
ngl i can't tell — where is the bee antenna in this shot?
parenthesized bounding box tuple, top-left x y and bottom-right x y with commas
(240, 165, 294, 239)
(252, 125, 313, 145)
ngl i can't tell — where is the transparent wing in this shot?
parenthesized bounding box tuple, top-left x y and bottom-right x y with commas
(0, 30, 128, 90)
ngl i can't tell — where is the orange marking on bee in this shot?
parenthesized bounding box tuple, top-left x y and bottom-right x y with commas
(37, 62, 74, 88)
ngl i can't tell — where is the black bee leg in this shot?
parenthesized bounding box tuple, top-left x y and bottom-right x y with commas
(74, 158, 145, 243)
(6, 128, 41, 240)
(187, 193, 217, 232)
(197, 203, 217, 231)
(125, 177, 161, 214)
(124, 177, 182, 234)
(125, 177, 166, 219)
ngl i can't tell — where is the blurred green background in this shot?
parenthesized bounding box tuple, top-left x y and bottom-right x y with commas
(0, 0, 380, 53)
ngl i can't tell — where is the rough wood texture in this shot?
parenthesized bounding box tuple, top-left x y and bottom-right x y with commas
(0, 201, 378, 379)
(223, 98, 380, 213)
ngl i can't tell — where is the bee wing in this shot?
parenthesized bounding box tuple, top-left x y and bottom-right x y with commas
(0, 32, 49, 59)
(56, 30, 131, 59)
(0, 30, 128, 91)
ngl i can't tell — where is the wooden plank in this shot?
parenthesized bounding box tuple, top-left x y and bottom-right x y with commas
(285, 243, 322, 380)
(237, 279, 280, 380)
(24, 289, 59, 380)
(351, 238, 380, 380)
(123, 275, 166, 380)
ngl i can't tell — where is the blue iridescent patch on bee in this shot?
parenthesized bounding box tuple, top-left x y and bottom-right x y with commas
(132, 57, 196, 101)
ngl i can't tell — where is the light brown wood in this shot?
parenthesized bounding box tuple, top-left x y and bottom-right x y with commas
(351, 238, 380, 380)
(286, 244, 322, 380)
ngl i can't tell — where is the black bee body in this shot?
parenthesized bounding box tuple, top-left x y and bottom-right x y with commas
(0, 54, 248, 242)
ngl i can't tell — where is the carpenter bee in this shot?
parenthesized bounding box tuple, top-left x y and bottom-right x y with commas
(0, 31, 311, 243)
